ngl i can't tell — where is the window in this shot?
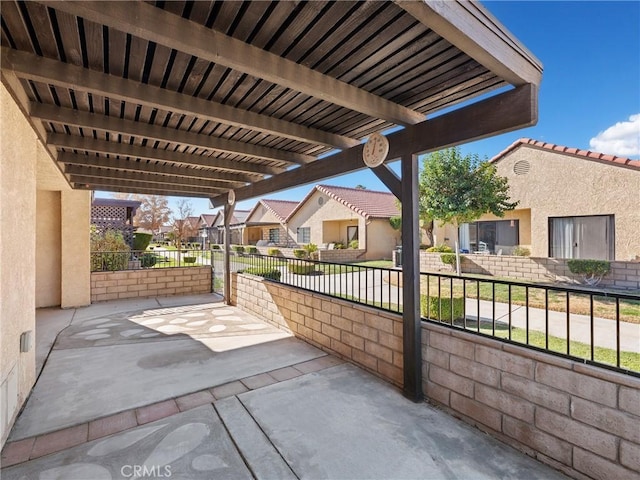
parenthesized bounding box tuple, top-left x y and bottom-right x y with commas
(460, 220, 518, 254)
(549, 215, 614, 260)
(297, 227, 310, 244)
(347, 226, 358, 242)
(268, 228, 280, 244)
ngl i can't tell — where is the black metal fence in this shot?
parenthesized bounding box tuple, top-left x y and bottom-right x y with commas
(91, 249, 209, 272)
(221, 251, 639, 375)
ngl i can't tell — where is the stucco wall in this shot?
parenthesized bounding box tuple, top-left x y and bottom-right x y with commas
(366, 219, 400, 260)
(0, 83, 37, 447)
(61, 190, 91, 308)
(36, 191, 61, 307)
(434, 147, 640, 260)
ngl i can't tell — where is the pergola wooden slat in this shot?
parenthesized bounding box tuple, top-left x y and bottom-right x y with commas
(1, 0, 542, 401)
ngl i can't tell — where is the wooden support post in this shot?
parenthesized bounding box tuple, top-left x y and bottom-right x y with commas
(223, 202, 235, 305)
(401, 153, 423, 401)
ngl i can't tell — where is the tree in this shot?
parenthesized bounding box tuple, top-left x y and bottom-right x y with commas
(420, 147, 518, 272)
(112, 193, 170, 235)
(170, 199, 197, 249)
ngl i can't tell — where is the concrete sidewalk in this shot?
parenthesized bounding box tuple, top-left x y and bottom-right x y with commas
(2, 294, 567, 479)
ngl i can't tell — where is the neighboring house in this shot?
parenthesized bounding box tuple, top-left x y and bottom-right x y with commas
(245, 199, 299, 247)
(198, 214, 217, 248)
(91, 198, 141, 248)
(287, 185, 400, 260)
(433, 139, 640, 260)
(155, 225, 172, 242)
(208, 210, 251, 245)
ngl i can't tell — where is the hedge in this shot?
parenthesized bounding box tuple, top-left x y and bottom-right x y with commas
(421, 295, 464, 322)
(288, 261, 316, 275)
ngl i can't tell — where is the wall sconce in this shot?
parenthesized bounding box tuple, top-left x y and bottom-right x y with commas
(510, 220, 515, 227)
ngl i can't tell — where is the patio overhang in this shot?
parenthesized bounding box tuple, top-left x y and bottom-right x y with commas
(1, 0, 542, 401)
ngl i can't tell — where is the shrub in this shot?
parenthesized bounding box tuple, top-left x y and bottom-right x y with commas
(426, 244, 453, 253)
(567, 259, 611, 286)
(242, 268, 281, 281)
(247, 246, 258, 255)
(512, 246, 531, 256)
(288, 261, 316, 275)
(349, 240, 359, 249)
(212, 244, 221, 250)
(133, 232, 153, 251)
(304, 243, 318, 255)
(140, 253, 157, 268)
(183, 256, 197, 264)
(334, 242, 345, 249)
(90, 227, 131, 271)
(232, 245, 245, 254)
(267, 248, 283, 257)
(421, 295, 464, 322)
(440, 253, 457, 267)
(293, 249, 307, 259)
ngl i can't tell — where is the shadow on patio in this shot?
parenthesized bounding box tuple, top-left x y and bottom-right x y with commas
(1, 294, 566, 479)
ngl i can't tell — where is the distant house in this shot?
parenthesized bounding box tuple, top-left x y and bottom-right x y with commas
(198, 214, 217, 248)
(433, 139, 640, 260)
(287, 185, 400, 260)
(207, 210, 251, 245)
(245, 199, 299, 247)
(91, 198, 141, 248)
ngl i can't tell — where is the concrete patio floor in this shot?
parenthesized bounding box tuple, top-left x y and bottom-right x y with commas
(1, 294, 568, 479)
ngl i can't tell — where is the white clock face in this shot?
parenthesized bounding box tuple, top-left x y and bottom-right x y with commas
(362, 132, 389, 168)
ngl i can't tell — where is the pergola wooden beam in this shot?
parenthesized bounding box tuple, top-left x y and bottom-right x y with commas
(211, 84, 537, 206)
(2, 47, 355, 151)
(58, 152, 250, 186)
(73, 183, 213, 199)
(41, 1, 425, 127)
(397, 1, 543, 87)
(31, 103, 290, 172)
(50, 135, 262, 182)
(65, 164, 232, 191)
(70, 176, 224, 197)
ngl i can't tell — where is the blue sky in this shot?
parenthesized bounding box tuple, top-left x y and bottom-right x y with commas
(107, 1, 640, 216)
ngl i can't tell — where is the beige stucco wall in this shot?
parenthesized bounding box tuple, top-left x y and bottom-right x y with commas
(434, 146, 640, 260)
(61, 190, 91, 308)
(0, 83, 37, 446)
(36, 191, 62, 307)
(365, 219, 400, 260)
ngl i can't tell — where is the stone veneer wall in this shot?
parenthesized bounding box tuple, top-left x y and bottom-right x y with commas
(422, 322, 640, 480)
(90, 267, 211, 302)
(231, 273, 404, 387)
(420, 252, 640, 290)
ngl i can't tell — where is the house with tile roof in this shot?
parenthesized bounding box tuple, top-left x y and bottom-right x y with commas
(286, 185, 400, 260)
(208, 209, 251, 245)
(244, 199, 300, 247)
(433, 139, 640, 260)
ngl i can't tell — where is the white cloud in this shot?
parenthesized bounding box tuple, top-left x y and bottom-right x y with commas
(589, 114, 640, 157)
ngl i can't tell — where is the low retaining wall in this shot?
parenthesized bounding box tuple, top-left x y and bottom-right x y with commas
(231, 272, 404, 386)
(420, 252, 640, 290)
(318, 249, 365, 263)
(422, 322, 640, 480)
(90, 267, 211, 302)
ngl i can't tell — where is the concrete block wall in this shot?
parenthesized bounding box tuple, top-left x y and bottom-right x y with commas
(231, 273, 404, 387)
(422, 321, 640, 480)
(420, 252, 640, 290)
(318, 249, 365, 263)
(91, 267, 211, 302)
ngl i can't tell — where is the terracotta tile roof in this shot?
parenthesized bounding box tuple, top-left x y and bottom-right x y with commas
(259, 199, 299, 223)
(289, 185, 399, 220)
(231, 210, 250, 225)
(490, 138, 640, 169)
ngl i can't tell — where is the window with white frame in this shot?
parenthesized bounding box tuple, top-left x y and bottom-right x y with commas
(268, 228, 280, 244)
(297, 227, 310, 244)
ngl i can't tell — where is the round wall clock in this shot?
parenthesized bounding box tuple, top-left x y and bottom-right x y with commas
(227, 189, 236, 205)
(362, 132, 389, 168)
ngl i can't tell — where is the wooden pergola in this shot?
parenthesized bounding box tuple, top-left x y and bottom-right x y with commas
(1, 0, 542, 400)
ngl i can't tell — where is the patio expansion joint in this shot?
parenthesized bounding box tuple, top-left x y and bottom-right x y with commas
(0, 354, 344, 468)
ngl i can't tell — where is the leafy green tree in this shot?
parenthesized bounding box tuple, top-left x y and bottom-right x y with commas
(420, 147, 517, 272)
